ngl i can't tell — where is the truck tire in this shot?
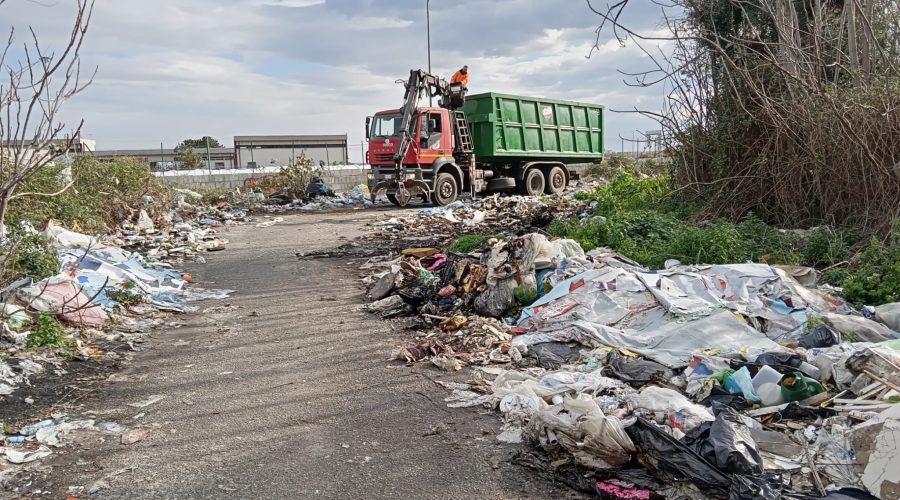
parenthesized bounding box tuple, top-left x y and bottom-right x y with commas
(544, 166, 566, 195)
(519, 168, 545, 196)
(431, 173, 458, 206)
(386, 192, 428, 206)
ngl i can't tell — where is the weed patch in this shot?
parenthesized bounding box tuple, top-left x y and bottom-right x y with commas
(26, 312, 73, 349)
(448, 233, 495, 254)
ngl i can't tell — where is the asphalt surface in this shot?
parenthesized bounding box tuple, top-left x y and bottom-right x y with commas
(33, 210, 582, 499)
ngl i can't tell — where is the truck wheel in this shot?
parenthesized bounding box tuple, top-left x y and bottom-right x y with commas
(519, 168, 545, 196)
(544, 166, 566, 195)
(431, 173, 458, 206)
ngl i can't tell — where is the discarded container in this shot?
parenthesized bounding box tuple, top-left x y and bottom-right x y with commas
(751, 365, 783, 390)
(780, 372, 825, 402)
(756, 383, 786, 407)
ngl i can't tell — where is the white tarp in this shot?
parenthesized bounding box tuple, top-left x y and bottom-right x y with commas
(513, 261, 819, 368)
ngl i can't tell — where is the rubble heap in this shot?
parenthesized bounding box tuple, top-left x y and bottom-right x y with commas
(363, 229, 900, 499)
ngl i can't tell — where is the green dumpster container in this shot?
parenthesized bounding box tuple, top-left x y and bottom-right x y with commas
(461, 92, 604, 163)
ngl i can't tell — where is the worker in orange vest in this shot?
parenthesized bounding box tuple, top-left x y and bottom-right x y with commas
(450, 65, 469, 89)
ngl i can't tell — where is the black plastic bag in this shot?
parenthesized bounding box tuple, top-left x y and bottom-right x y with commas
(754, 351, 803, 370)
(798, 324, 841, 349)
(626, 417, 732, 497)
(702, 387, 749, 411)
(601, 351, 675, 387)
(708, 407, 764, 476)
(526, 342, 582, 370)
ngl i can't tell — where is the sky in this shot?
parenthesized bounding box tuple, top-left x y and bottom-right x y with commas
(1, 0, 672, 161)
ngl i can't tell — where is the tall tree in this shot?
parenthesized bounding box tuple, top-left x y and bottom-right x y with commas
(0, 0, 95, 239)
(174, 142, 204, 170)
(179, 136, 223, 148)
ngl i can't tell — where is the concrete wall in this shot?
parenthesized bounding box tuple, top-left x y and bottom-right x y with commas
(155, 165, 370, 193)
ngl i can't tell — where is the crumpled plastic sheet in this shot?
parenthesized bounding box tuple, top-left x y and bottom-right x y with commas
(528, 395, 636, 469)
(513, 261, 813, 368)
(17, 278, 109, 327)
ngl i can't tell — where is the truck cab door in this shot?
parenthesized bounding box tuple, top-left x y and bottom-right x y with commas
(418, 111, 451, 159)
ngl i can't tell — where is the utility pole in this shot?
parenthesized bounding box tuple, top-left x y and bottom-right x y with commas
(205, 136, 212, 174)
(160, 142, 165, 173)
(361, 140, 365, 164)
(427, 0, 433, 106)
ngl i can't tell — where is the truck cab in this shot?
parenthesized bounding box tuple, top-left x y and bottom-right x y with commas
(367, 107, 468, 205)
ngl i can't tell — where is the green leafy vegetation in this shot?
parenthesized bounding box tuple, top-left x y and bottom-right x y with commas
(448, 233, 499, 254)
(0, 228, 59, 284)
(106, 280, 144, 306)
(7, 156, 170, 235)
(550, 169, 898, 305)
(25, 312, 73, 349)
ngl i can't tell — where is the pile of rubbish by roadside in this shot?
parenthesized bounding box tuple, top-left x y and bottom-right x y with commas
(368, 194, 585, 251)
(362, 231, 900, 499)
(1, 190, 241, 485)
(246, 178, 381, 212)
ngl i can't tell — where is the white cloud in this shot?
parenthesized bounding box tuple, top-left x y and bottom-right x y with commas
(250, 0, 325, 7)
(0, 0, 670, 153)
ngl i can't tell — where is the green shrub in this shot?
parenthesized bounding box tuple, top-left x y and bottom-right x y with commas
(7, 156, 170, 234)
(106, 280, 144, 305)
(448, 233, 498, 254)
(825, 230, 899, 305)
(803, 227, 861, 267)
(26, 312, 72, 349)
(0, 227, 59, 283)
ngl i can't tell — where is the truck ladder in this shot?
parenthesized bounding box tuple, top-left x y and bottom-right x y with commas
(453, 111, 474, 154)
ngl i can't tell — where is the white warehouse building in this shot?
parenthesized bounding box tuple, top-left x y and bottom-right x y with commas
(234, 134, 348, 168)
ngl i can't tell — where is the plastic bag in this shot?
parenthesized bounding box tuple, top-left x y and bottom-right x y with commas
(474, 277, 516, 317)
(601, 351, 675, 387)
(874, 302, 900, 332)
(725, 367, 761, 403)
(707, 407, 764, 476)
(798, 324, 841, 349)
(626, 417, 732, 497)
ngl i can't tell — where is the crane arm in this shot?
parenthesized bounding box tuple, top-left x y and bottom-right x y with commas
(392, 69, 465, 164)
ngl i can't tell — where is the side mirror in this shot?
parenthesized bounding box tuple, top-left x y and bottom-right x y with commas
(365, 116, 372, 139)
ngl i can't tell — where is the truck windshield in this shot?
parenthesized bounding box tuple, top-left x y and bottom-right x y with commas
(370, 113, 402, 138)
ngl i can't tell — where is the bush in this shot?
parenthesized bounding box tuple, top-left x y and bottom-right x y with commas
(0, 227, 59, 284)
(822, 228, 899, 306)
(257, 155, 322, 199)
(7, 156, 170, 234)
(106, 280, 144, 306)
(26, 312, 72, 349)
(803, 227, 861, 267)
(583, 152, 669, 179)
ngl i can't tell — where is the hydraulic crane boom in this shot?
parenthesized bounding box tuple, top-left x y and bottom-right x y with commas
(392, 69, 464, 165)
(383, 69, 465, 205)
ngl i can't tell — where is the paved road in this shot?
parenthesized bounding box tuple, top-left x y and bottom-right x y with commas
(36, 211, 580, 499)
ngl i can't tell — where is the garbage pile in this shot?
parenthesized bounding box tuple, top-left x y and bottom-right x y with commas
(250, 180, 380, 212)
(111, 188, 247, 262)
(368, 194, 585, 251)
(363, 232, 900, 499)
(1, 220, 234, 394)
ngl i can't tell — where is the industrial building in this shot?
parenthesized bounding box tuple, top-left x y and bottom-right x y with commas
(233, 134, 348, 168)
(91, 147, 237, 171)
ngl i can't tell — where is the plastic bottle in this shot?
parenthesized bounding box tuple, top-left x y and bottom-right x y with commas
(780, 372, 826, 402)
(757, 383, 786, 406)
(752, 365, 783, 390)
